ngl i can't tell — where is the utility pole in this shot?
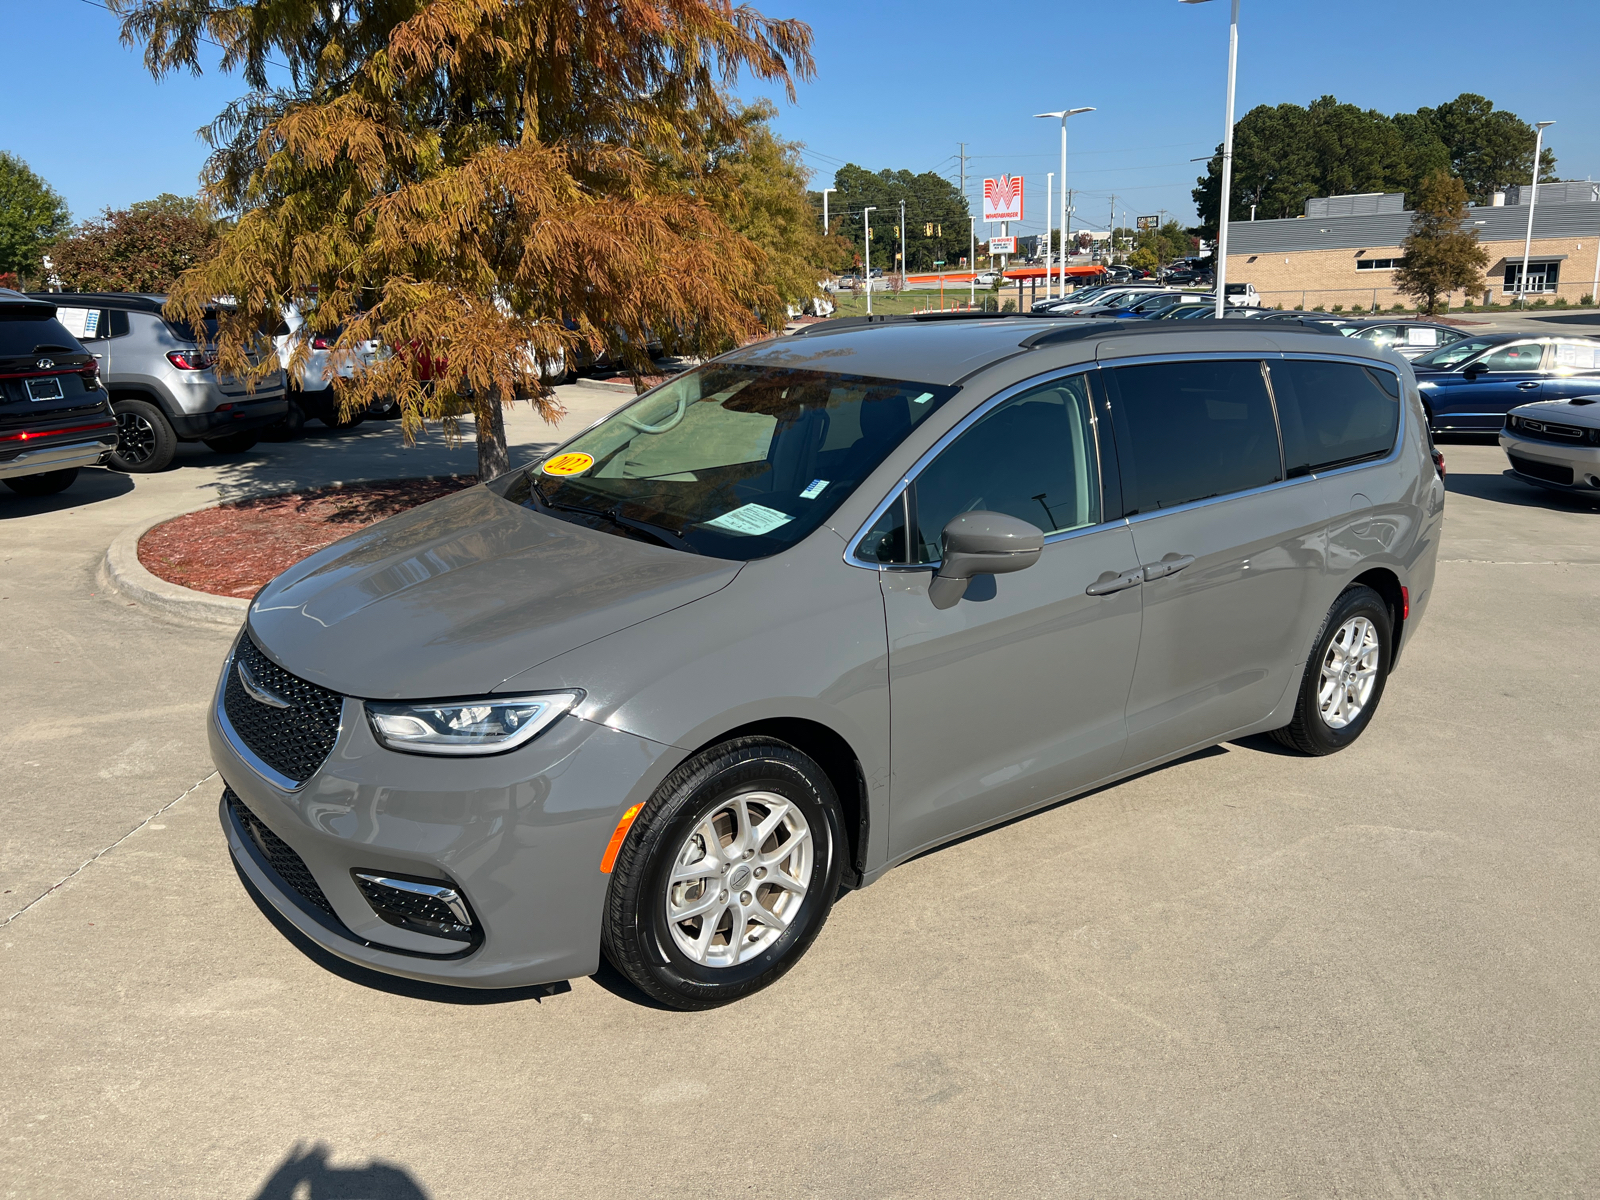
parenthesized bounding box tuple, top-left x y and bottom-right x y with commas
(958, 142, 967, 223)
(1108, 194, 1116, 263)
(863, 206, 876, 315)
(900, 198, 906, 288)
(822, 187, 835, 234)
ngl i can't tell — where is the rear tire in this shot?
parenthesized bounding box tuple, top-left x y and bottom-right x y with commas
(601, 738, 845, 1011)
(107, 399, 176, 473)
(203, 430, 259, 455)
(3, 467, 79, 496)
(1270, 584, 1393, 756)
(261, 399, 306, 441)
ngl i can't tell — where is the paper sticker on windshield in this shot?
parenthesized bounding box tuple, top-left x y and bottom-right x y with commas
(542, 452, 594, 477)
(912, 392, 934, 405)
(1405, 327, 1438, 345)
(799, 479, 829, 500)
(703, 503, 792, 536)
(1556, 343, 1598, 370)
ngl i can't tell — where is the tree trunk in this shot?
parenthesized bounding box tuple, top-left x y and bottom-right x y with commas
(476, 392, 510, 482)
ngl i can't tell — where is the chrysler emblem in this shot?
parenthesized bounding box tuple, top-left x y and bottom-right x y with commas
(237, 659, 292, 708)
(36, 358, 54, 370)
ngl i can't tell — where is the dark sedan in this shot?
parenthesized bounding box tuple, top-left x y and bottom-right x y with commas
(1412, 334, 1600, 432)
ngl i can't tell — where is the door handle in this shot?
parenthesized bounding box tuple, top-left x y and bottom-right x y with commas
(1085, 568, 1144, 596)
(1142, 554, 1196, 581)
(1516, 381, 1540, 389)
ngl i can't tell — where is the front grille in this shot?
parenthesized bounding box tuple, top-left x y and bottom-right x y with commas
(222, 633, 343, 784)
(226, 789, 338, 919)
(1514, 417, 1591, 443)
(1508, 453, 1574, 485)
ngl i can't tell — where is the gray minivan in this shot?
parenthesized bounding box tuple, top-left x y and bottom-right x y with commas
(211, 317, 1443, 1009)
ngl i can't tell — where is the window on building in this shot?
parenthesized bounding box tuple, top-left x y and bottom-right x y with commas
(1503, 262, 1560, 293)
(1355, 258, 1402, 271)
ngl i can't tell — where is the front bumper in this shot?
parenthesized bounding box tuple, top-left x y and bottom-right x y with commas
(209, 663, 676, 988)
(1498, 433, 1600, 491)
(0, 436, 116, 479)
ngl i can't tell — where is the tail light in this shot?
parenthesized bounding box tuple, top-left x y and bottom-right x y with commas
(1431, 448, 1446, 479)
(80, 360, 101, 389)
(167, 350, 216, 371)
(311, 335, 331, 350)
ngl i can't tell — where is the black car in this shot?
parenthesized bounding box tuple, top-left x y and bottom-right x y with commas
(0, 290, 118, 496)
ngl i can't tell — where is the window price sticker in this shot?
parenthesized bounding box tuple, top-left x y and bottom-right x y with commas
(799, 479, 829, 499)
(703, 503, 792, 536)
(1555, 343, 1598, 370)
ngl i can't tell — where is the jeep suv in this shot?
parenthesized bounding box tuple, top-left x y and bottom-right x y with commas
(31, 292, 287, 472)
(0, 290, 117, 496)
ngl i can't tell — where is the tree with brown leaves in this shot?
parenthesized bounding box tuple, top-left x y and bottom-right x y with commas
(113, 0, 816, 478)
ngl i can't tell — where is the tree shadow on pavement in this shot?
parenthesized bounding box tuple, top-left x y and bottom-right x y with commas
(0, 464, 133, 518)
(234, 858, 572, 1006)
(250, 1141, 430, 1199)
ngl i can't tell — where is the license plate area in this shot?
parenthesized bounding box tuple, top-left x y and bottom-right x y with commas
(25, 376, 65, 402)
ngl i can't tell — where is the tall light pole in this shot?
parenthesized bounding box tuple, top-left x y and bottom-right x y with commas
(900, 198, 907, 288)
(863, 206, 875, 315)
(1045, 172, 1054, 297)
(969, 217, 976, 308)
(1518, 121, 1555, 308)
(1035, 107, 1095, 301)
(1183, 0, 1239, 319)
(822, 187, 836, 234)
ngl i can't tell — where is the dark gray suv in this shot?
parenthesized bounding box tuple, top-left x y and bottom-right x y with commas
(211, 316, 1443, 1009)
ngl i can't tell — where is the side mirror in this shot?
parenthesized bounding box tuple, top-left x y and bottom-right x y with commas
(927, 511, 1044, 609)
(1462, 361, 1484, 379)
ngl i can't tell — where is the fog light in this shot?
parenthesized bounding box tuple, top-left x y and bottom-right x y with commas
(352, 871, 479, 944)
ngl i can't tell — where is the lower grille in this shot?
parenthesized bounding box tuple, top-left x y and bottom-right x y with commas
(353, 872, 480, 945)
(226, 789, 338, 919)
(222, 633, 343, 784)
(1508, 453, 1574, 486)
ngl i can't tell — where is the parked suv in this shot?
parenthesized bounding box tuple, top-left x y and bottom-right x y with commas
(212, 315, 1442, 1009)
(0, 290, 118, 496)
(31, 292, 288, 472)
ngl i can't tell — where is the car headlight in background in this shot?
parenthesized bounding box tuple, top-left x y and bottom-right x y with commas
(366, 691, 583, 756)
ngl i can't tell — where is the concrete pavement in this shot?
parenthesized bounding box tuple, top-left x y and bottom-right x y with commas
(3, 416, 1599, 1196)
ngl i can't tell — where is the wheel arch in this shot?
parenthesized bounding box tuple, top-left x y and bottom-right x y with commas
(687, 717, 868, 889)
(108, 384, 180, 422)
(1351, 566, 1406, 668)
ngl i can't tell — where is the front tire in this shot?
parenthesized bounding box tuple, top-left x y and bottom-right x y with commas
(107, 398, 177, 473)
(601, 738, 845, 1010)
(3, 467, 79, 496)
(1270, 584, 1393, 756)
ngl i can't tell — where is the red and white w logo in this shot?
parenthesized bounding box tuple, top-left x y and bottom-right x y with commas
(982, 175, 1025, 222)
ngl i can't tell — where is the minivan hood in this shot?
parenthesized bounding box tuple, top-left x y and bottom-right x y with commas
(247, 485, 741, 699)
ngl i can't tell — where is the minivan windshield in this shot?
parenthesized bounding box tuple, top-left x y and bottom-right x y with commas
(503, 362, 958, 560)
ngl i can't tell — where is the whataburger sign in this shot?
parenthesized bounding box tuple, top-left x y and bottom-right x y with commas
(983, 175, 1024, 223)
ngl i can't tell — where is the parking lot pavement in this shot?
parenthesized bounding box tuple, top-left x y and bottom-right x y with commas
(4, 439, 1599, 1197)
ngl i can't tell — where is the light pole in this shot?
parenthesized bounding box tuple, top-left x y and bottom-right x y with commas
(969, 217, 976, 308)
(863, 206, 875, 315)
(1518, 121, 1555, 308)
(1045, 172, 1054, 297)
(900, 198, 907, 289)
(822, 187, 836, 234)
(1035, 107, 1095, 302)
(1183, 0, 1239, 319)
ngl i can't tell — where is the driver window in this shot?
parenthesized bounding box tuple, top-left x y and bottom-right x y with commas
(1477, 344, 1543, 373)
(909, 375, 1100, 563)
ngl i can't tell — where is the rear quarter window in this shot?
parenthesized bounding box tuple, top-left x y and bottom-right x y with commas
(1270, 359, 1399, 474)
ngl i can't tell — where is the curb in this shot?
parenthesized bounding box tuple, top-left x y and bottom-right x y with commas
(572, 377, 636, 396)
(101, 509, 250, 627)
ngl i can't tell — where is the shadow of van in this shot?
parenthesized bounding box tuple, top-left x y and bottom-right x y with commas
(250, 1141, 430, 1199)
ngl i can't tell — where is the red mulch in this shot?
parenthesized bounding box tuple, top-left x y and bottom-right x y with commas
(139, 476, 476, 598)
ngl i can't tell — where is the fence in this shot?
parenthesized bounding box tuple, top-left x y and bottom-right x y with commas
(1253, 280, 1599, 313)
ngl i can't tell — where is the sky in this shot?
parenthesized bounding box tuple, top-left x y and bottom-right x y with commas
(5, 0, 1600, 239)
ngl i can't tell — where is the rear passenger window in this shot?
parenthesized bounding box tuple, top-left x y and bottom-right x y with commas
(1106, 360, 1281, 514)
(910, 374, 1100, 562)
(1270, 360, 1399, 474)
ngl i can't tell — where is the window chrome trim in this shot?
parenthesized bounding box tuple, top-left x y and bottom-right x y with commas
(843, 363, 1104, 570)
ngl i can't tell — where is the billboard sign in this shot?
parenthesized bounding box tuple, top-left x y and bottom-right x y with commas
(988, 236, 1017, 254)
(983, 175, 1025, 223)
(1136, 214, 1159, 231)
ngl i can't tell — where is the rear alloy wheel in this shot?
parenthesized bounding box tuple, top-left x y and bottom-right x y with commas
(602, 738, 845, 1010)
(203, 430, 259, 455)
(107, 399, 176, 473)
(3, 467, 79, 496)
(1271, 584, 1393, 756)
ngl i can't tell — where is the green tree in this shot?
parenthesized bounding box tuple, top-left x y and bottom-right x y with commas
(0, 153, 71, 284)
(50, 198, 219, 292)
(829, 164, 970, 274)
(112, 0, 814, 479)
(1393, 171, 1489, 315)
(1420, 93, 1558, 204)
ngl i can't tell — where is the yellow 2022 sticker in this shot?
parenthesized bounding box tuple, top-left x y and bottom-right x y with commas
(542, 452, 594, 477)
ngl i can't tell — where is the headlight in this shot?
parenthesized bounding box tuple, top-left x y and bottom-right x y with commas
(366, 691, 583, 756)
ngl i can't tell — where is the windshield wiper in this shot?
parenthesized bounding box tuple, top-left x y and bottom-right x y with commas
(532, 482, 698, 554)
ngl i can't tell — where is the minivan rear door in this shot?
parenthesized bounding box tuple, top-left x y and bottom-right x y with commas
(877, 371, 1144, 861)
(1102, 357, 1324, 765)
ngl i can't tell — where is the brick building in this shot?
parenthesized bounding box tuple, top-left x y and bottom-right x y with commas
(1226, 184, 1600, 310)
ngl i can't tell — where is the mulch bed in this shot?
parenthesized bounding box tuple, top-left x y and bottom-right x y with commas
(139, 476, 476, 598)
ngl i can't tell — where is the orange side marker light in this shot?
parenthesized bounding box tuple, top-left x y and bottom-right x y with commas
(599, 803, 645, 873)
